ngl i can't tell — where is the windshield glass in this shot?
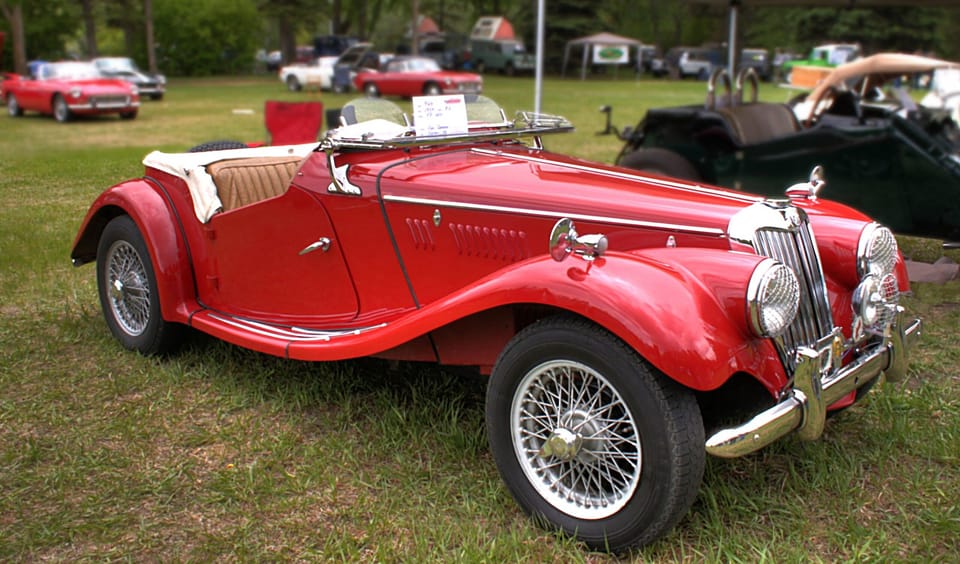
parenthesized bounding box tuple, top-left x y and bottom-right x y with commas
(95, 58, 138, 73)
(40, 62, 101, 80)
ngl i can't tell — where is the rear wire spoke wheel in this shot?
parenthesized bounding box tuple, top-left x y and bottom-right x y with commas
(486, 317, 704, 551)
(96, 216, 183, 355)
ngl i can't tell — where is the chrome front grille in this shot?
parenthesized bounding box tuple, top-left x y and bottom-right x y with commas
(749, 208, 834, 375)
(91, 95, 130, 108)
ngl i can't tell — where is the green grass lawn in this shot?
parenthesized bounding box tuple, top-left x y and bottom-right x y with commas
(1, 74, 958, 561)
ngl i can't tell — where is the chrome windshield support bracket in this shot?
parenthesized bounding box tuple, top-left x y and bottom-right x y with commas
(326, 150, 361, 195)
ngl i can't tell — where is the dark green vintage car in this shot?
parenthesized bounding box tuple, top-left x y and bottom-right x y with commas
(604, 54, 960, 245)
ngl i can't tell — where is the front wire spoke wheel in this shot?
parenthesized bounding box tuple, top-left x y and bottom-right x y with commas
(513, 360, 640, 520)
(486, 317, 704, 552)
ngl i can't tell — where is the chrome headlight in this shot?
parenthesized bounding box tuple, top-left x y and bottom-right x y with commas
(747, 259, 800, 338)
(857, 223, 898, 278)
(69, 87, 82, 99)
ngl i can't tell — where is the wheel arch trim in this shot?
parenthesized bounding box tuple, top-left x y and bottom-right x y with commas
(71, 178, 198, 324)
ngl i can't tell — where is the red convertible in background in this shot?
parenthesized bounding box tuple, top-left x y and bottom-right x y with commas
(71, 95, 919, 551)
(353, 56, 482, 98)
(2, 61, 139, 122)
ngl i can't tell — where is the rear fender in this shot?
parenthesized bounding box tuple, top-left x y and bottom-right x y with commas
(71, 178, 197, 324)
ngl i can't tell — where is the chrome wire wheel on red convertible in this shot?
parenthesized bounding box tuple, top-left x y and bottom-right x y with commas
(486, 317, 705, 551)
(96, 216, 183, 355)
(104, 239, 151, 336)
(512, 360, 641, 520)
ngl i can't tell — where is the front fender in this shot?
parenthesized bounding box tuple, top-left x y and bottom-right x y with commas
(71, 178, 198, 324)
(533, 247, 785, 393)
(290, 248, 784, 393)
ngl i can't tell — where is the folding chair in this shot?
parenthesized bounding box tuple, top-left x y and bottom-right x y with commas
(263, 100, 324, 145)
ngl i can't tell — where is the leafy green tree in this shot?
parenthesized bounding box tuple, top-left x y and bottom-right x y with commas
(1, 0, 80, 73)
(153, 0, 260, 75)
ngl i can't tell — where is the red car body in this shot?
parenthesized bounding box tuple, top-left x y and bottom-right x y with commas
(71, 97, 920, 551)
(3, 61, 139, 122)
(354, 56, 482, 97)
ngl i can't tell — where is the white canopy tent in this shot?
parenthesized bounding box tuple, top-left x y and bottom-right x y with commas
(561, 32, 645, 80)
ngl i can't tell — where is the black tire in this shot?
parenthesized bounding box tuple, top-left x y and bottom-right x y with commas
(423, 82, 441, 96)
(505, 62, 515, 77)
(150, 93, 164, 101)
(476, 61, 486, 74)
(286, 75, 302, 92)
(363, 82, 380, 97)
(119, 109, 138, 120)
(486, 317, 705, 552)
(96, 216, 184, 355)
(53, 94, 71, 122)
(619, 148, 701, 182)
(7, 93, 23, 117)
(187, 140, 248, 152)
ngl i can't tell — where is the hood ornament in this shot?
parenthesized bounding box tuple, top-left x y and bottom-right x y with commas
(785, 165, 826, 201)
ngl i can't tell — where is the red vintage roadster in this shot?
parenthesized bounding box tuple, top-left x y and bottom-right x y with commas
(71, 95, 921, 551)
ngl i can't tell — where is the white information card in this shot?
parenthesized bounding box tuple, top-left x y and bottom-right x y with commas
(412, 94, 469, 137)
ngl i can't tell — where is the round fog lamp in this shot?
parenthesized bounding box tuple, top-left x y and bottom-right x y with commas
(747, 259, 800, 338)
(852, 275, 882, 327)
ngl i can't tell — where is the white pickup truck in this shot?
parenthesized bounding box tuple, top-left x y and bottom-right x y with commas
(278, 56, 337, 91)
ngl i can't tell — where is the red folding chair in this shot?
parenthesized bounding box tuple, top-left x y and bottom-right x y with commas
(263, 100, 324, 145)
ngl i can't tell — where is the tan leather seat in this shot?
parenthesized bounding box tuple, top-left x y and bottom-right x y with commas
(206, 156, 302, 211)
(716, 103, 800, 146)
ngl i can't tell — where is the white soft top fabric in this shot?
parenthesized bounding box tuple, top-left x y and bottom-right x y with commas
(143, 143, 319, 222)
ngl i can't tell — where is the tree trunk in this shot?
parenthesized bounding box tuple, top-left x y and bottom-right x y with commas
(82, 0, 99, 57)
(0, 3, 27, 75)
(279, 14, 295, 65)
(144, 0, 157, 73)
(411, 0, 418, 55)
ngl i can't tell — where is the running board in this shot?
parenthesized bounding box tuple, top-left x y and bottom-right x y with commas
(189, 309, 387, 359)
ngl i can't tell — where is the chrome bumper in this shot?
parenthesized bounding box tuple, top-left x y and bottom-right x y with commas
(706, 307, 922, 458)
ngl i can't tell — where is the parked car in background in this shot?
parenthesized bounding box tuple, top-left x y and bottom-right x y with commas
(279, 56, 338, 91)
(313, 35, 358, 57)
(353, 56, 482, 97)
(739, 48, 772, 81)
(602, 54, 960, 243)
(70, 94, 919, 552)
(2, 61, 139, 122)
(93, 56, 166, 100)
(418, 33, 467, 70)
(782, 43, 861, 84)
(332, 42, 381, 93)
(665, 46, 724, 80)
(467, 38, 534, 75)
(638, 44, 666, 76)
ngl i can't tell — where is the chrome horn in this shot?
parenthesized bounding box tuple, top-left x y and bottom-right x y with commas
(549, 218, 608, 262)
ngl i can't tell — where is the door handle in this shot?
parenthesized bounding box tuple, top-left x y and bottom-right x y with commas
(299, 237, 332, 255)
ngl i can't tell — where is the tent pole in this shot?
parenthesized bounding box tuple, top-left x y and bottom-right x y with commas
(535, 0, 545, 114)
(727, 0, 738, 74)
